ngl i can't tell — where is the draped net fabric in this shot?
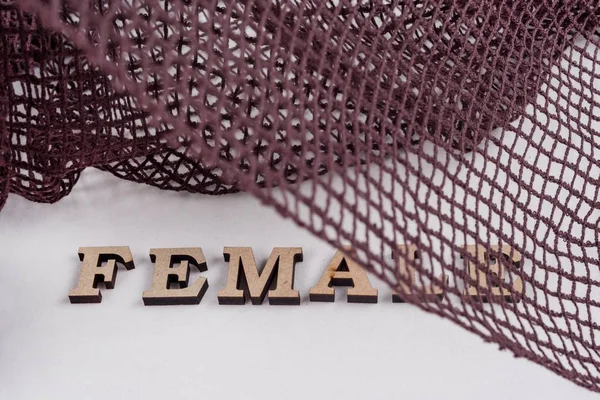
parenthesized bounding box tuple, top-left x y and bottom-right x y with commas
(1, 0, 600, 390)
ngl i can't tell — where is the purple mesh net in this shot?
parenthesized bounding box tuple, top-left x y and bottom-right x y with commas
(2, 0, 600, 391)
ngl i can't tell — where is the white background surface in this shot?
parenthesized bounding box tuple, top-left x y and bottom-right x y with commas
(0, 169, 596, 399)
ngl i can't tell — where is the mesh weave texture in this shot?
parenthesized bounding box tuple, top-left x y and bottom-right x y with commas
(2, 0, 600, 391)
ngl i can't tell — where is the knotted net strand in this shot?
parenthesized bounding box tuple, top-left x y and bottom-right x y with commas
(2, 0, 600, 390)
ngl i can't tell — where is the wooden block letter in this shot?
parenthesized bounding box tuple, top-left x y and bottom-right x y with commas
(393, 244, 448, 303)
(142, 248, 209, 305)
(309, 246, 378, 303)
(463, 245, 523, 302)
(68, 246, 135, 304)
(218, 247, 303, 305)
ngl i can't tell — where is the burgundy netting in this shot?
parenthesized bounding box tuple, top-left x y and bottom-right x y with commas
(2, 0, 600, 390)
